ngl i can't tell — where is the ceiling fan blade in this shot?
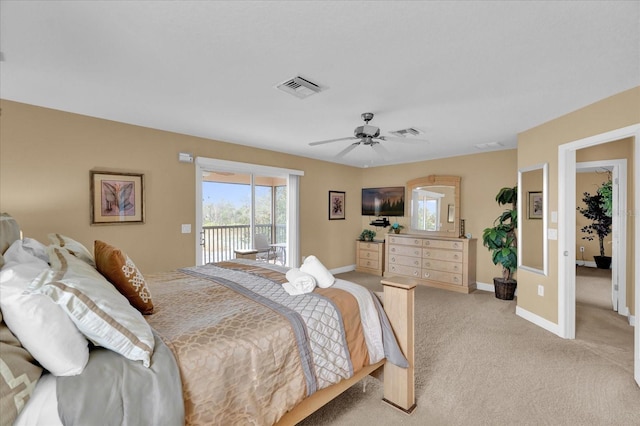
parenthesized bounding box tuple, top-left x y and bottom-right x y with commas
(379, 136, 429, 144)
(371, 143, 391, 157)
(335, 143, 359, 158)
(309, 137, 359, 146)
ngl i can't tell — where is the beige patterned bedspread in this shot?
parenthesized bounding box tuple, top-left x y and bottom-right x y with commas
(145, 269, 308, 425)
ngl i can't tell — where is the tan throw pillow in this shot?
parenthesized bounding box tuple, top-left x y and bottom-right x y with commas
(0, 312, 43, 426)
(94, 240, 154, 315)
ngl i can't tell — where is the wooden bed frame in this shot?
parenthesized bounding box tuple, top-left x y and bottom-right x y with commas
(275, 276, 416, 425)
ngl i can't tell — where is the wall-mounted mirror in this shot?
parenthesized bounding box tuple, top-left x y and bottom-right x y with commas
(518, 163, 548, 275)
(408, 175, 461, 237)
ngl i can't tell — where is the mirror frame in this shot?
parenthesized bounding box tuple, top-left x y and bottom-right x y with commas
(407, 175, 461, 237)
(517, 162, 548, 276)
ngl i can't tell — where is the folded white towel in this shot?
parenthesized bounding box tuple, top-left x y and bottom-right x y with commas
(300, 255, 335, 288)
(282, 269, 317, 295)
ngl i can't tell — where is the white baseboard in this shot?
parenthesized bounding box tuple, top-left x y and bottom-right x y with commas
(629, 315, 636, 327)
(476, 281, 494, 293)
(516, 306, 561, 337)
(331, 264, 356, 274)
(575, 261, 598, 268)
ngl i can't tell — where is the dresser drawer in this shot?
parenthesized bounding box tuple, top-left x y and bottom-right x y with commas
(387, 235, 423, 247)
(422, 258, 462, 274)
(423, 249, 463, 262)
(358, 258, 380, 270)
(359, 249, 379, 260)
(388, 244, 422, 257)
(422, 269, 463, 286)
(358, 242, 381, 253)
(422, 239, 464, 250)
(387, 263, 421, 277)
(388, 254, 421, 268)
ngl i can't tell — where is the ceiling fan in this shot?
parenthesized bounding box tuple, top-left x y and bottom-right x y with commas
(308, 112, 427, 158)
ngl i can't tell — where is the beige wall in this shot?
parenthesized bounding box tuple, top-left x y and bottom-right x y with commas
(0, 100, 363, 272)
(518, 86, 639, 322)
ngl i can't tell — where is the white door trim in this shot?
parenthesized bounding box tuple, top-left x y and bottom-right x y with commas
(557, 123, 639, 388)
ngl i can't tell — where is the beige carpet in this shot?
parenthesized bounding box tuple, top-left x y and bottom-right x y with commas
(298, 269, 639, 425)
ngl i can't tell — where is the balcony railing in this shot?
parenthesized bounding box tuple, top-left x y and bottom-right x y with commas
(201, 224, 286, 264)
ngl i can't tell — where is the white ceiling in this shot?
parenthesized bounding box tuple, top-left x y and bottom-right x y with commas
(1, 1, 638, 168)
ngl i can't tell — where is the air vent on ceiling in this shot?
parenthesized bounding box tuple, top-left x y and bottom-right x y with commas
(276, 76, 324, 99)
(475, 142, 504, 149)
(389, 127, 424, 137)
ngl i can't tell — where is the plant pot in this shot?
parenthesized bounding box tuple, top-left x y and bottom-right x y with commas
(393, 229, 401, 234)
(493, 278, 517, 300)
(594, 255, 612, 269)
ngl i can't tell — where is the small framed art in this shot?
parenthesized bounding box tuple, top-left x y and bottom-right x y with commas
(528, 191, 543, 219)
(329, 191, 346, 220)
(90, 171, 145, 225)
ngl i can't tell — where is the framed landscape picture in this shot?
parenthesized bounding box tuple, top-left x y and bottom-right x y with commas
(329, 190, 345, 220)
(90, 171, 145, 225)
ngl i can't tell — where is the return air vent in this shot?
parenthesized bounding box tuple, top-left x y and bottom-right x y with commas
(389, 127, 423, 137)
(276, 76, 324, 99)
(475, 141, 504, 149)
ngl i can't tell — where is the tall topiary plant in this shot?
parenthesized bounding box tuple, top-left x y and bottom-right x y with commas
(577, 178, 612, 268)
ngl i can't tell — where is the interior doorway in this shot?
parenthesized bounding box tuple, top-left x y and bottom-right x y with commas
(558, 123, 639, 387)
(576, 159, 627, 315)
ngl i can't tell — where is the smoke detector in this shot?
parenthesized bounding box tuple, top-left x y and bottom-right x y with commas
(276, 76, 324, 99)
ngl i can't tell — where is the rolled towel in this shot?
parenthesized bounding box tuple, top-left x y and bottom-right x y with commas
(300, 255, 335, 288)
(283, 269, 317, 296)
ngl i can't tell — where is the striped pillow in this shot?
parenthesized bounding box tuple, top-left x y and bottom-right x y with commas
(29, 247, 154, 367)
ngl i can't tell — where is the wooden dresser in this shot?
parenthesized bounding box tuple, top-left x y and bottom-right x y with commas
(385, 234, 476, 293)
(355, 240, 385, 276)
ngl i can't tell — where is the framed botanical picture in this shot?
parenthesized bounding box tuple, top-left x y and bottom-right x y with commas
(328, 190, 345, 220)
(528, 191, 543, 219)
(90, 171, 145, 225)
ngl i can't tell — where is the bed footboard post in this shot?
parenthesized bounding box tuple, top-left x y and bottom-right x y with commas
(381, 277, 416, 414)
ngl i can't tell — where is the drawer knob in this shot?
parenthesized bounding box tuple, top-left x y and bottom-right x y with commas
(367, 253, 371, 258)
(414, 250, 420, 256)
(453, 276, 459, 282)
(414, 261, 419, 266)
(391, 248, 396, 252)
(413, 271, 419, 276)
(453, 254, 459, 260)
(424, 272, 430, 278)
(425, 262, 430, 267)
(391, 257, 396, 262)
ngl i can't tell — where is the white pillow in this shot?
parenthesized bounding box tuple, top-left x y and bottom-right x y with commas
(30, 247, 155, 367)
(0, 240, 89, 376)
(300, 255, 335, 288)
(47, 233, 95, 267)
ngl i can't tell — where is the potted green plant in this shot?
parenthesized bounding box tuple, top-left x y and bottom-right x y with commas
(359, 229, 376, 241)
(577, 178, 612, 269)
(482, 186, 518, 300)
(390, 222, 404, 234)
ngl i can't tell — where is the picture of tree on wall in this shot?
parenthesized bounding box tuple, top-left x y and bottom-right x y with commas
(361, 187, 404, 216)
(329, 191, 345, 220)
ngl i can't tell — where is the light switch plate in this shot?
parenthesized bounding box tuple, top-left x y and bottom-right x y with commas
(181, 224, 191, 234)
(548, 228, 558, 240)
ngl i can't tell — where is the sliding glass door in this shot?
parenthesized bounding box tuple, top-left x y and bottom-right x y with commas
(195, 158, 302, 267)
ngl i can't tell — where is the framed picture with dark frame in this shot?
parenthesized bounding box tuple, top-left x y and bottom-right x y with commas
(90, 171, 145, 225)
(528, 191, 543, 219)
(328, 190, 345, 220)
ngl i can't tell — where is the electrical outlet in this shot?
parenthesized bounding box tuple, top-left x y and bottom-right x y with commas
(580, 246, 585, 252)
(537, 285, 544, 297)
